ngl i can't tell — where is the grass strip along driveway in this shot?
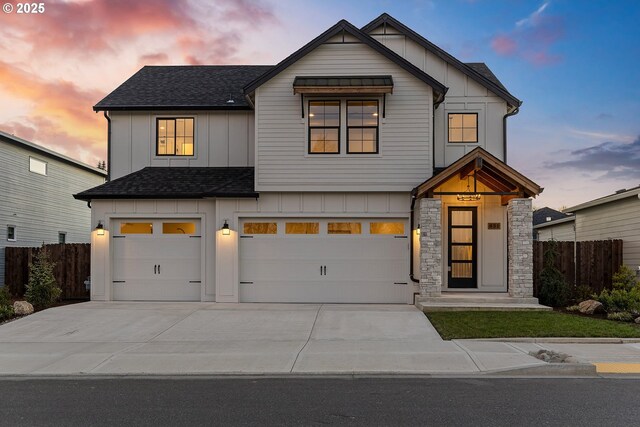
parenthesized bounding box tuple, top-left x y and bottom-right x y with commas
(426, 311, 640, 340)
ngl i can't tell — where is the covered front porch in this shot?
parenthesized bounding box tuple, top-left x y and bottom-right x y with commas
(412, 147, 547, 310)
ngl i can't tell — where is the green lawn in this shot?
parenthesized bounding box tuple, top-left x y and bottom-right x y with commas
(426, 311, 640, 340)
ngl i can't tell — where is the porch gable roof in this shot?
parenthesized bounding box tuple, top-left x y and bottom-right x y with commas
(413, 147, 543, 202)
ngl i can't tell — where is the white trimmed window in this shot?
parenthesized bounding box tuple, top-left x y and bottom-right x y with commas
(448, 113, 478, 143)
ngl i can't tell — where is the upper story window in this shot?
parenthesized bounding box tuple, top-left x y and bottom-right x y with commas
(157, 118, 194, 156)
(29, 157, 47, 175)
(347, 100, 378, 154)
(308, 101, 340, 154)
(448, 113, 478, 143)
(58, 232, 66, 244)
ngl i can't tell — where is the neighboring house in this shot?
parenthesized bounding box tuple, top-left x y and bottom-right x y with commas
(532, 207, 572, 240)
(75, 14, 542, 304)
(0, 130, 107, 286)
(535, 186, 640, 271)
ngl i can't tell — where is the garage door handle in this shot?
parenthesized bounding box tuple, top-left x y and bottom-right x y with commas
(154, 265, 157, 274)
(320, 266, 323, 276)
(323, 266, 327, 275)
(158, 265, 161, 274)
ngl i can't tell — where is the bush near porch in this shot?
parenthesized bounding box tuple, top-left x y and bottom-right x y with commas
(426, 311, 640, 340)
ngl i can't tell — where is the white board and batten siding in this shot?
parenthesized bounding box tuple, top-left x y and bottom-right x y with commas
(89, 199, 215, 301)
(368, 25, 509, 167)
(0, 140, 105, 285)
(255, 42, 433, 192)
(573, 196, 640, 269)
(109, 111, 254, 180)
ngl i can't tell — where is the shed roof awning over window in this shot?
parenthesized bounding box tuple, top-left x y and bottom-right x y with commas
(293, 76, 393, 94)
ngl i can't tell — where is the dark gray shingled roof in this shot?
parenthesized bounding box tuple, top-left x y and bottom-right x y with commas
(533, 207, 571, 226)
(464, 63, 510, 94)
(93, 66, 273, 111)
(74, 167, 257, 200)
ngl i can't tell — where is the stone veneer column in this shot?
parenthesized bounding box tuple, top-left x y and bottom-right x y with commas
(419, 198, 442, 297)
(507, 198, 534, 298)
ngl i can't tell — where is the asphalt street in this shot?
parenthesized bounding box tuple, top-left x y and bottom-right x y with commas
(1, 377, 639, 426)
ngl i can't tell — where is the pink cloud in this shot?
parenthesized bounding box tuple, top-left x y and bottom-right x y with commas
(490, 3, 564, 67)
(491, 35, 518, 56)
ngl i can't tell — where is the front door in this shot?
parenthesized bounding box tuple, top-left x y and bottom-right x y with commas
(448, 207, 477, 288)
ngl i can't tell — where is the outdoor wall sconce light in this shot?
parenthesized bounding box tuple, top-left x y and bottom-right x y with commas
(415, 224, 421, 235)
(221, 220, 230, 236)
(95, 221, 105, 236)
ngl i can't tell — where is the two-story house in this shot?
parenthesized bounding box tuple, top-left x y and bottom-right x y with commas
(1, 130, 106, 286)
(75, 14, 542, 304)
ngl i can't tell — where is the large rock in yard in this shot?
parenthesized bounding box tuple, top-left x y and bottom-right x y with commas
(13, 301, 34, 315)
(635, 316, 640, 324)
(578, 300, 604, 315)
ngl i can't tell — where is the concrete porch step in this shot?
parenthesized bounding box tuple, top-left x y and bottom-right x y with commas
(415, 293, 551, 312)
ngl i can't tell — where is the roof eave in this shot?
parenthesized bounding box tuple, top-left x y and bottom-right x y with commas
(93, 105, 254, 112)
(565, 187, 640, 213)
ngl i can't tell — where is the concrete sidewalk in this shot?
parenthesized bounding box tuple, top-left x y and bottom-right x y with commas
(1, 302, 636, 376)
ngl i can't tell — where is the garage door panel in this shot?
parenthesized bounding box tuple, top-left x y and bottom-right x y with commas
(240, 280, 407, 303)
(114, 279, 201, 301)
(239, 218, 410, 303)
(112, 219, 202, 301)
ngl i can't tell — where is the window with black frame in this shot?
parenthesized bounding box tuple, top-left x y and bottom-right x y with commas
(347, 100, 378, 153)
(308, 101, 340, 154)
(157, 118, 194, 156)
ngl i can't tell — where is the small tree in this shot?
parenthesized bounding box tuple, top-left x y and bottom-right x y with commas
(25, 246, 61, 309)
(612, 265, 639, 291)
(538, 240, 570, 307)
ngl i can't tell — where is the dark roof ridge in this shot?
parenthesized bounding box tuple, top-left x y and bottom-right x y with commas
(243, 18, 447, 100)
(362, 13, 521, 108)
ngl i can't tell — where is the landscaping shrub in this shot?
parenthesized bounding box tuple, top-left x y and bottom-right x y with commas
(596, 288, 640, 314)
(25, 247, 61, 310)
(595, 265, 640, 314)
(538, 241, 571, 307)
(0, 287, 14, 321)
(612, 265, 639, 291)
(607, 312, 635, 322)
(572, 284, 595, 303)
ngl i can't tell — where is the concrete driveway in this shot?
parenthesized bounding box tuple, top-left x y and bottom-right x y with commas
(0, 302, 544, 375)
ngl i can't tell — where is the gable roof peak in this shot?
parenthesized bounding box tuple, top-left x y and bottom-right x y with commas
(362, 13, 521, 108)
(243, 17, 447, 98)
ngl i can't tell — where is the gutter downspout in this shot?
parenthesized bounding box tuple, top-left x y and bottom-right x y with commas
(103, 111, 112, 182)
(502, 106, 520, 164)
(409, 192, 420, 283)
(415, 92, 446, 284)
(502, 104, 520, 293)
(432, 91, 446, 174)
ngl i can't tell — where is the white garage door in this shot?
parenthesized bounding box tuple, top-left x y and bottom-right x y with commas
(239, 218, 410, 303)
(112, 219, 202, 301)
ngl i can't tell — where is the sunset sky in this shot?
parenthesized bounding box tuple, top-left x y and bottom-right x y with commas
(0, 0, 638, 209)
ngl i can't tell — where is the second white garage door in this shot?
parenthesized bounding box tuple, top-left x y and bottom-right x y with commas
(239, 218, 410, 303)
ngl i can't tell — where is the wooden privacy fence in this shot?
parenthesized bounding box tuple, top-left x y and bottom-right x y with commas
(533, 240, 624, 296)
(4, 244, 91, 300)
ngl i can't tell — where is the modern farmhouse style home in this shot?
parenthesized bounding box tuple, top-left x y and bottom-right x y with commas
(75, 14, 542, 305)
